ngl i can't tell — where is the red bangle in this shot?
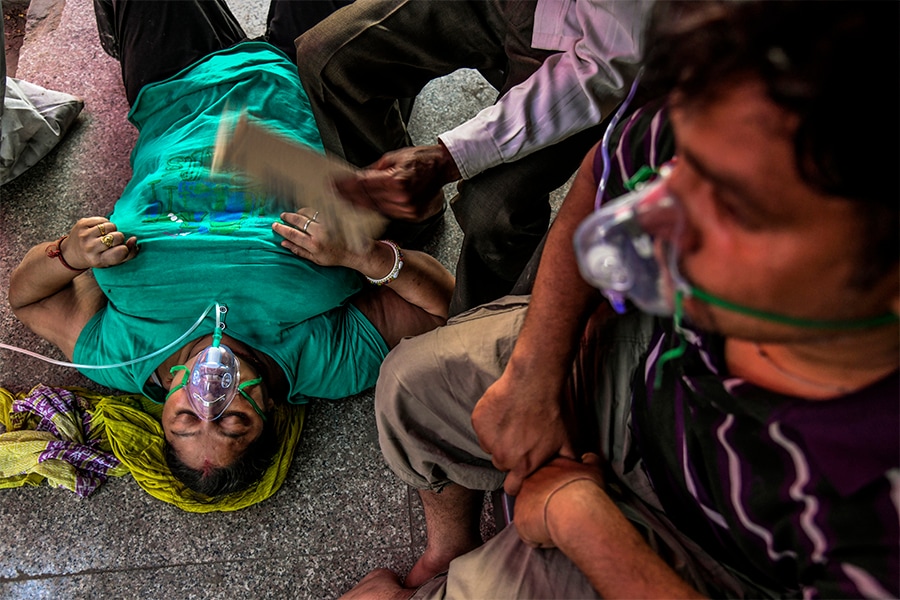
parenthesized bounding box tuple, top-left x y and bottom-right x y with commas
(46, 235, 87, 272)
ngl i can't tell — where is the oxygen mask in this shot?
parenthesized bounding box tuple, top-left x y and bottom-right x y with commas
(574, 165, 688, 315)
(185, 344, 242, 421)
(166, 305, 265, 422)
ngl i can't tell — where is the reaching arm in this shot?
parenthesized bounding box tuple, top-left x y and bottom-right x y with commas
(332, 143, 459, 222)
(8, 217, 138, 358)
(440, 0, 649, 179)
(332, 1, 649, 221)
(471, 143, 609, 495)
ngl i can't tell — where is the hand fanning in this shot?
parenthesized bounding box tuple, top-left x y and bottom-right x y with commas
(332, 144, 458, 222)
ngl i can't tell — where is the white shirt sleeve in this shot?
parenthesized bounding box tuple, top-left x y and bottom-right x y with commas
(438, 0, 651, 180)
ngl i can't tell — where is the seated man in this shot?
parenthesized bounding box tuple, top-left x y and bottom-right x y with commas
(7, 0, 454, 498)
(344, 1, 899, 597)
(295, 0, 650, 315)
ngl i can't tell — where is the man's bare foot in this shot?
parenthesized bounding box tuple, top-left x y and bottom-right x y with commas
(403, 539, 481, 589)
(340, 568, 415, 600)
(403, 485, 485, 588)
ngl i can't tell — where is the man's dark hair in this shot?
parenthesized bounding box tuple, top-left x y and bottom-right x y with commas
(164, 416, 279, 497)
(641, 1, 898, 282)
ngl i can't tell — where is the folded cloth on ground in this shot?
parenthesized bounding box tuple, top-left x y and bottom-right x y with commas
(0, 385, 128, 496)
(0, 385, 305, 511)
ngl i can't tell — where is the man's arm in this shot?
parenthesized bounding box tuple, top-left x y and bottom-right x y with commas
(8, 217, 138, 358)
(515, 456, 706, 599)
(471, 143, 608, 495)
(333, 1, 649, 220)
(441, 0, 649, 179)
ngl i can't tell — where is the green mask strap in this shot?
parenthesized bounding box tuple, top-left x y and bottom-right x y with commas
(165, 365, 189, 400)
(165, 368, 266, 422)
(651, 283, 899, 391)
(238, 377, 266, 422)
(687, 285, 899, 330)
(654, 289, 689, 391)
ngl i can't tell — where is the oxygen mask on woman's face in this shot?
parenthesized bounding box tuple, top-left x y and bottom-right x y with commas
(184, 344, 242, 421)
(166, 342, 266, 422)
(574, 166, 688, 315)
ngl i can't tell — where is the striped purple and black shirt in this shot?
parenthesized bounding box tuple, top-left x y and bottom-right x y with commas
(597, 102, 900, 598)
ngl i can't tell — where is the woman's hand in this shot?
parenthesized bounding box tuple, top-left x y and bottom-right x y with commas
(64, 217, 138, 269)
(513, 453, 605, 549)
(273, 208, 373, 270)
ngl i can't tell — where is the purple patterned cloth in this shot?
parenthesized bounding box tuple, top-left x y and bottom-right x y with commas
(8, 385, 121, 497)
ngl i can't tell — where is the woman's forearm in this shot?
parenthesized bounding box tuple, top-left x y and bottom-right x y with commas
(8, 237, 87, 310)
(382, 248, 454, 320)
(350, 240, 454, 320)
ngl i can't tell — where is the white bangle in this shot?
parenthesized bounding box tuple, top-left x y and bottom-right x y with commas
(365, 239, 404, 286)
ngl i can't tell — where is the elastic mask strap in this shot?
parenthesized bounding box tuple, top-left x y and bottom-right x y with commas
(654, 289, 689, 391)
(238, 377, 266, 422)
(165, 365, 189, 400)
(687, 285, 899, 330)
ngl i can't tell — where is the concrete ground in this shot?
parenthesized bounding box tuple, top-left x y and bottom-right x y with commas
(0, 1, 568, 598)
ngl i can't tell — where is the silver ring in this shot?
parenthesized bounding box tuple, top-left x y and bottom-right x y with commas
(302, 218, 312, 233)
(312, 210, 319, 222)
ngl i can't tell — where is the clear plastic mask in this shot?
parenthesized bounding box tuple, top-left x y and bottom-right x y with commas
(573, 170, 687, 315)
(186, 344, 241, 421)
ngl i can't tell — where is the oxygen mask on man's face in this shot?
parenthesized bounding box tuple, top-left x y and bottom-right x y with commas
(573, 167, 688, 315)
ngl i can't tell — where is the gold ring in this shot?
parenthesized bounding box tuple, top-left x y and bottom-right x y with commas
(97, 223, 107, 236)
(302, 218, 312, 233)
(312, 210, 319, 222)
(100, 233, 115, 248)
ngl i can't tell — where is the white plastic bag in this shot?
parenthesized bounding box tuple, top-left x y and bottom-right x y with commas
(1, 76, 84, 185)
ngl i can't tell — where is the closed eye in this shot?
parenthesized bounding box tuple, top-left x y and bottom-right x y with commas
(170, 410, 252, 438)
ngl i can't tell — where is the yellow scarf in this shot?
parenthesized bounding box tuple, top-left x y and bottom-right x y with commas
(0, 385, 304, 512)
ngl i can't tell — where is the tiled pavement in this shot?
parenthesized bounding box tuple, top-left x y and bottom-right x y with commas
(0, 1, 568, 597)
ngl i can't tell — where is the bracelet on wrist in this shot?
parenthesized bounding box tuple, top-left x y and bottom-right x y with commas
(365, 239, 404, 286)
(46, 235, 87, 273)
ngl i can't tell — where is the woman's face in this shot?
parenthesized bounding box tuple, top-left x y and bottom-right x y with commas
(161, 350, 269, 471)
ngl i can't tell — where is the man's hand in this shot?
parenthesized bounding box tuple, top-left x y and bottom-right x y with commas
(472, 363, 576, 497)
(333, 144, 460, 222)
(514, 454, 605, 549)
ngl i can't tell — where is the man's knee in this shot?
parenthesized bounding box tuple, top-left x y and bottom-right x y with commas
(374, 335, 434, 424)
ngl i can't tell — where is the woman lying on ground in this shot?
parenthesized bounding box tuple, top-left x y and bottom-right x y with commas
(8, 0, 454, 498)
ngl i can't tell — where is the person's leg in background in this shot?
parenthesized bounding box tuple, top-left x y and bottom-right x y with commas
(449, 122, 604, 315)
(294, 0, 508, 168)
(92, 0, 247, 106)
(293, 0, 511, 246)
(264, 0, 353, 64)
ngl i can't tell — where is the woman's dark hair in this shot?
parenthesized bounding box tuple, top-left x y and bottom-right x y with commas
(164, 414, 279, 497)
(641, 1, 898, 282)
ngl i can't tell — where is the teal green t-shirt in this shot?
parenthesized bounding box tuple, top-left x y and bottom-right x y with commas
(72, 42, 389, 403)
